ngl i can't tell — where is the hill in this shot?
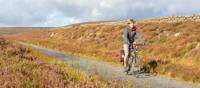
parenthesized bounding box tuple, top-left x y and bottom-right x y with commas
(0, 37, 129, 87)
(8, 16, 200, 83)
(0, 27, 55, 36)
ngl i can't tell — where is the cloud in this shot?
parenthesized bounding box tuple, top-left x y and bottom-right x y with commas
(0, 0, 200, 27)
(100, 0, 112, 8)
(92, 8, 102, 17)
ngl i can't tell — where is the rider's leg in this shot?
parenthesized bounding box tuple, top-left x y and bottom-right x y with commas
(124, 52, 129, 67)
(123, 44, 129, 67)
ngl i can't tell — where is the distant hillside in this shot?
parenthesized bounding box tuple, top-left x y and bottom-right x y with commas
(8, 16, 200, 83)
(142, 14, 200, 23)
(0, 27, 54, 35)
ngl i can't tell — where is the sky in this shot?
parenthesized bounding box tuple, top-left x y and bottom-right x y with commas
(0, 0, 200, 27)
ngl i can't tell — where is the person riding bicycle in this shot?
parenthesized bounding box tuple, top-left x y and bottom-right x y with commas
(123, 19, 145, 72)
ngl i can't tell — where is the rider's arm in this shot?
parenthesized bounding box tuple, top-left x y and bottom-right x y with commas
(135, 30, 145, 45)
(124, 28, 130, 44)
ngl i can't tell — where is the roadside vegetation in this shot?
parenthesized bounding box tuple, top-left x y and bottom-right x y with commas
(0, 37, 134, 88)
(8, 20, 200, 83)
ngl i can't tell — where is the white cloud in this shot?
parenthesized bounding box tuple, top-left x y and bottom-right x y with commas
(0, 0, 200, 27)
(100, 0, 111, 8)
(92, 8, 102, 16)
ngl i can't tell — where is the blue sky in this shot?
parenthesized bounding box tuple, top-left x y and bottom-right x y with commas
(0, 0, 200, 27)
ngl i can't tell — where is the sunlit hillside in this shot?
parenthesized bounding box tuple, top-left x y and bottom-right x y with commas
(0, 37, 130, 87)
(8, 16, 200, 83)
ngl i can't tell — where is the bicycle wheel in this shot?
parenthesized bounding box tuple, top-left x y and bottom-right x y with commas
(126, 52, 134, 73)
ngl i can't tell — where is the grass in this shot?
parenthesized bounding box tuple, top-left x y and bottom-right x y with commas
(30, 49, 87, 83)
(0, 37, 135, 88)
(7, 20, 200, 84)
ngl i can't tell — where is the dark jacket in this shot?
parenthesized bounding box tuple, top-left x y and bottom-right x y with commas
(123, 27, 145, 45)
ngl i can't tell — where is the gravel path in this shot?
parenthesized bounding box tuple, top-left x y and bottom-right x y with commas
(23, 43, 200, 88)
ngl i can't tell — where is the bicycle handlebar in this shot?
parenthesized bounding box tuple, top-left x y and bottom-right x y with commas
(130, 43, 145, 46)
(134, 44, 145, 46)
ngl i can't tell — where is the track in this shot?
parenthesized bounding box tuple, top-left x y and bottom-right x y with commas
(23, 43, 200, 88)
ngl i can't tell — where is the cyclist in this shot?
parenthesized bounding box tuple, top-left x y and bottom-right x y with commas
(123, 19, 145, 72)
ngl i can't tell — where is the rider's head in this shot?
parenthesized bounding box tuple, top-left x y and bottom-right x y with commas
(128, 19, 136, 28)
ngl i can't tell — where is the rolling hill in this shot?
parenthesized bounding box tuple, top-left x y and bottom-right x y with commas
(0, 37, 131, 88)
(6, 16, 200, 83)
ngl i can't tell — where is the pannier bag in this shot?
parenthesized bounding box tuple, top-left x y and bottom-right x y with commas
(115, 50, 125, 62)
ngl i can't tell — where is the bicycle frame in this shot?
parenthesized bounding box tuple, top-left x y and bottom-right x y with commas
(127, 43, 140, 73)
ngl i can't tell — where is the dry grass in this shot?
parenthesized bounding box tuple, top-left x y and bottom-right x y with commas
(7, 20, 200, 83)
(0, 37, 133, 88)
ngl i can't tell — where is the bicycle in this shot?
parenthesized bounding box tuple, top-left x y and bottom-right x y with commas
(125, 43, 144, 75)
(116, 42, 144, 75)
